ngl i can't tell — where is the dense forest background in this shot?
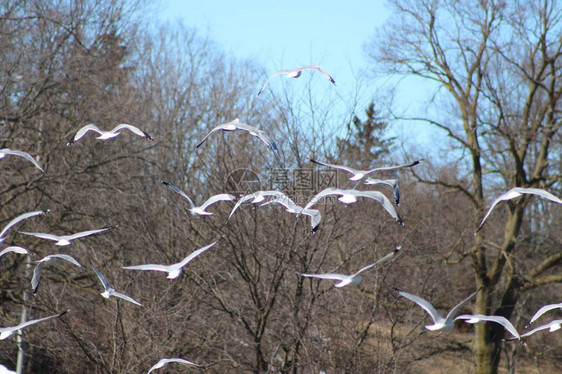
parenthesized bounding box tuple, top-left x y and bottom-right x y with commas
(0, 1, 560, 373)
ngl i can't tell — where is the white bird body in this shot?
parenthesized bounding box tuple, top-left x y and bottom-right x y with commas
(303, 188, 403, 226)
(161, 181, 235, 216)
(0, 246, 31, 258)
(0, 210, 49, 244)
(302, 247, 400, 288)
(477, 187, 562, 232)
(32, 254, 82, 294)
(257, 65, 337, 96)
(454, 314, 520, 339)
(123, 240, 219, 279)
(91, 264, 142, 306)
(67, 124, 153, 146)
(19, 225, 117, 246)
(0, 148, 45, 173)
(311, 159, 422, 182)
(195, 118, 278, 152)
(147, 358, 198, 373)
(396, 289, 478, 331)
(528, 302, 562, 325)
(0, 310, 68, 340)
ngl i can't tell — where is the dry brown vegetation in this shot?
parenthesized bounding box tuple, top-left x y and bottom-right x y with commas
(0, 1, 560, 374)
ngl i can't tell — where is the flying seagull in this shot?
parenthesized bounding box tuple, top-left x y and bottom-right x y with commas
(66, 124, 154, 147)
(477, 187, 562, 233)
(301, 246, 401, 287)
(161, 181, 235, 216)
(454, 314, 520, 340)
(364, 178, 400, 205)
(228, 190, 289, 220)
(519, 319, 562, 339)
(527, 302, 562, 326)
(259, 194, 322, 233)
(303, 188, 403, 226)
(0, 148, 45, 173)
(0, 246, 32, 259)
(195, 118, 279, 154)
(311, 159, 422, 182)
(147, 358, 199, 373)
(91, 264, 142, 306)
(19, 224, 117, 246)
(123, 240, 219, 279)
(395, 288, 478, 331)
(32, 254, 82, 294)
(0, 210, 49, 244)
(0, 310, 69, 340)
(257, 65, 337, 96)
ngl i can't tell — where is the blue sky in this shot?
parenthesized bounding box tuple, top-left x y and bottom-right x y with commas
(156, 0, 436, 148)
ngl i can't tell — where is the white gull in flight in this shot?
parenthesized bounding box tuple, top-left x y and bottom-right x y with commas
(123, 240, 219, 279)
(301, 246, 400, 287)
(257, 65, 337, 96)
(147, 358, 199, 373)
(195, 118, 278, 154)
(395, 288, 478, 331)
(303, 188, 403, 226)
(311, 158, 422, 181)
(66, 124, 154, 147)
(19, 224, 117, 246)
(161, 181, 235, 216)
(32, 254, 82, 294)
(0, 148, 44, 173)
(92, 264, 142, 306)
(477, 187, 562, 233)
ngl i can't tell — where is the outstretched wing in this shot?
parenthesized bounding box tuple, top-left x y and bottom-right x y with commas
(310, 159, 358, 176)
(112, 291, 142, 306)
(195, 119, 240, 148)
(67, 124, 104, 146)
(111, 124, 154, 140)
(198, 193, 236, 211)
(396, 289, 443, 324)
(91, 264, 111, 291)
(177, 240, 219, 268)
(0, 149, 44, 173)
(161, 181, 196, 209)
(0, 210, 49, 241)
(66, 225, 117, 240)
(445, 289, 478, 322)
(367, 159, 423, 174)
(529, 303, 562, 325)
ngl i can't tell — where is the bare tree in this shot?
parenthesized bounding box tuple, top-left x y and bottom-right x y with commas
(368, 0, 561, 373)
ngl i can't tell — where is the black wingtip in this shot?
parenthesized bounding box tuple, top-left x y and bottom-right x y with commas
(392, 287, 403, 293)
(161, 180, 170, 186)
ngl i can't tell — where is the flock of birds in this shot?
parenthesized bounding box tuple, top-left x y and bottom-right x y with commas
(1, 65, 561, 372)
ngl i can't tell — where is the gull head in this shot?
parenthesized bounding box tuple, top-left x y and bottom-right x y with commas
(55, 239, 72, 246)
